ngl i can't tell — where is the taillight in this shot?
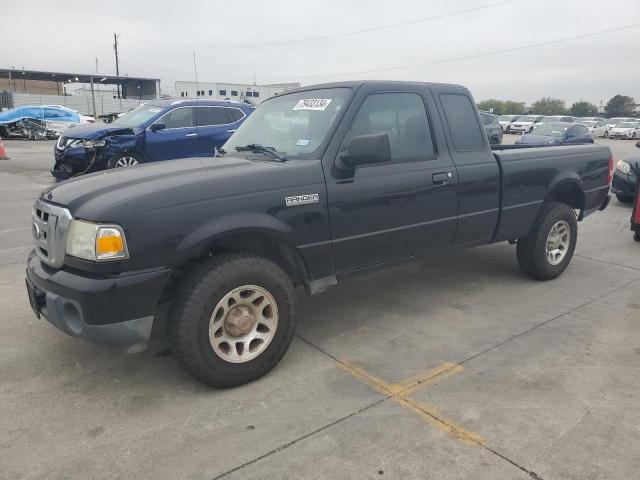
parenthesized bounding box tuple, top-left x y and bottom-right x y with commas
(607, 156, 613, 184)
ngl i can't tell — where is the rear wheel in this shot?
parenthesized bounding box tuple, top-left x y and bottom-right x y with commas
(107, 151, 144, 169)
(604, 130, 609, 138)
(516, 201, 578, 280)
(168, 254, 297, 388)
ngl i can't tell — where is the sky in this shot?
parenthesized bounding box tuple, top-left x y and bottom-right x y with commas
(2, 0, 640, 106)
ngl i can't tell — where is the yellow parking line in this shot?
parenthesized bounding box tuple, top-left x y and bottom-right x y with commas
(339, 362, 484, 446)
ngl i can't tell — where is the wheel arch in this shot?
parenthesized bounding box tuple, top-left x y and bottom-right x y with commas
(174, 213, 310, 289)
(545, 176, 585, 218)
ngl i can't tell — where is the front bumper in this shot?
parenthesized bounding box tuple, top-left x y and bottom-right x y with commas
(26, 251, 172, 347)
(52, 146, 108, 180)
(612, 169, 637, 197)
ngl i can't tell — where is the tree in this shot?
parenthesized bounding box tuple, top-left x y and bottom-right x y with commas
(477, 99, 505, 115)
(604, 95, 636, 118)
(476, 99, 526, 115)
(569, 100, 598, 117)
(503, 100, 526, 114)
(530, 97, 566, 115)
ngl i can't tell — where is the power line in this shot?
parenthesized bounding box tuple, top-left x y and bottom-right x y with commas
(124, 0, 518, 49)
(259, 23, 640, 81)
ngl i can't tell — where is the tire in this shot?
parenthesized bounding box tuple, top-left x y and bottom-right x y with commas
(107, 151, 144, 169)
(616, 193, 634, 203)
(633, 133, 637, 140)
(168, 253, 297, 388)
(516, 201, 578, 280)
(634, 232, 640, 242)
(604, 131, 608, 138)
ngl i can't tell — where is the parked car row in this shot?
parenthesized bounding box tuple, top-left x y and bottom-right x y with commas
(497, 113, 639, 140)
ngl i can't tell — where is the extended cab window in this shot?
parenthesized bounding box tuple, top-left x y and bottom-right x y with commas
(343, 92, 435, 162)
(162, 107, 194, 129)
(196, 107, 230, 126)
(440, 94, 485, 151)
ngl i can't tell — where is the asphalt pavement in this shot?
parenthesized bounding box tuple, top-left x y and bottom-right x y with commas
(0, 136, 639, 480)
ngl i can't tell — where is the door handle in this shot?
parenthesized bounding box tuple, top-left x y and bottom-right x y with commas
(186, 133, 198, 138)
(432, 172, 452, 185)
(226, 129, 237, 133)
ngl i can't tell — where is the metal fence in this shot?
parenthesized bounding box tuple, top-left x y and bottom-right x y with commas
(0, 91, 13, 110)
(9, 93, 146, 115)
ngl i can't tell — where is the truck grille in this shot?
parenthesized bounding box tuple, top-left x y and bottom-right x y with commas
(32, 200, 73, 268)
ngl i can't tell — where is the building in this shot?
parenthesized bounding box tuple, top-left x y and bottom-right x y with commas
(174, 81, 300, 105)
(0, 68, 161, 115)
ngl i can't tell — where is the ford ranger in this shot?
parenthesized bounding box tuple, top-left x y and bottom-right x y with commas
(25, 81, 612, 387)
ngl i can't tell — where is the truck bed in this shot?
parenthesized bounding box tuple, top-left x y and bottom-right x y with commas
(492, 143, 611, 241)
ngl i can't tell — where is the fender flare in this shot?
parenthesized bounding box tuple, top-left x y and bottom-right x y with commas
(175, 211, 295, 259)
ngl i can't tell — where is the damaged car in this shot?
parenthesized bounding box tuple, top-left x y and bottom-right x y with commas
(0, 105, 82, 139)
(52, 99, 252, 180)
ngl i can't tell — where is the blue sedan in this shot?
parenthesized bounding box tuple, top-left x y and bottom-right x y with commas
(52, 99, 252, 179)
(516, 122, 593, 145)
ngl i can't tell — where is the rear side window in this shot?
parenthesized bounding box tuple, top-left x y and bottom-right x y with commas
(573, 125, 588, 135)
(343, 92, 435, 163)
(195, 107, 230, 126)
(440, 94, 485, 151)
(227, 108, 246, 122)
(162, 107, 194, 128)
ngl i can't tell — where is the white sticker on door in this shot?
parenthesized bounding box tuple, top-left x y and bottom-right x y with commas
(292, 99, 332, 111)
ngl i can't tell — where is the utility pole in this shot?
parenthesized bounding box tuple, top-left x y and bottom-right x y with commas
(113, 33, 120, 99)
(95, 56, 99, 74)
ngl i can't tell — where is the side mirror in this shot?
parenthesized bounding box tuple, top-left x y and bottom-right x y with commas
(150, 122, 166, 132)
(337, 133, 391, 169)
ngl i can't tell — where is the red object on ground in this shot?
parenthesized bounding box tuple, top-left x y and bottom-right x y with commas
(0, 139, 9, 160)
(632, 163, 640, 241)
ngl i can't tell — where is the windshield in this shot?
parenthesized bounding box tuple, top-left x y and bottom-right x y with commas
(617, 122, 637, 128)
(531, 124, 569, 137)
(516, 116, 536, 122)
(579, 121, 596, 127)
(113, 104, 163, 127)
(223, 88, 351, 159)
(498, 115, 516, 121)
(540, 116, 560, 122)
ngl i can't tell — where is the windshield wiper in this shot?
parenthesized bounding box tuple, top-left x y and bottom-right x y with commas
(235, 144, 287, 162)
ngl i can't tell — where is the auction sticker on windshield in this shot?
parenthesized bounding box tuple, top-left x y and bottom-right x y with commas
(293, 99, 332, 111)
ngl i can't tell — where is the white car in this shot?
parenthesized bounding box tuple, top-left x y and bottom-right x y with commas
(579, 116, 606, 123)
(609, 121, 640, 139)
(606, 117, 635, 128)
(497, 114, 521, 133)
(579, 120, 609, 138)
(536, 115, 575, 127)
(509, 115, 545, 134)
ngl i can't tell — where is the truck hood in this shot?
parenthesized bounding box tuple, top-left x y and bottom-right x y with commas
(41, 155, 300, 220)
(62, 122, 139, 140)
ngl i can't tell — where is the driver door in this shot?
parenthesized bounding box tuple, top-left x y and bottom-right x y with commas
(324, 86, 459, 273)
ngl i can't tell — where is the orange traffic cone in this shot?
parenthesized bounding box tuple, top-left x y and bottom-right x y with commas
(0, 139, 8, 160)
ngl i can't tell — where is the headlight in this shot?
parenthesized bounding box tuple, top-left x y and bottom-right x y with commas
(65, 220, 128, 261)
(84, 139, 107, 149)
(616, 160, 631, 175)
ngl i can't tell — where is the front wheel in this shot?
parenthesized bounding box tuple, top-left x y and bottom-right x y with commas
(604, 131, 609, 138)
(107, 151, 144, 169)
(168, 254, 297, 388)
(516, 202, 578, 280)
(616, 193, 634, 203)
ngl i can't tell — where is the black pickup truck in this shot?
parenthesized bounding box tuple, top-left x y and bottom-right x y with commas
(26, 81, 612, 387)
